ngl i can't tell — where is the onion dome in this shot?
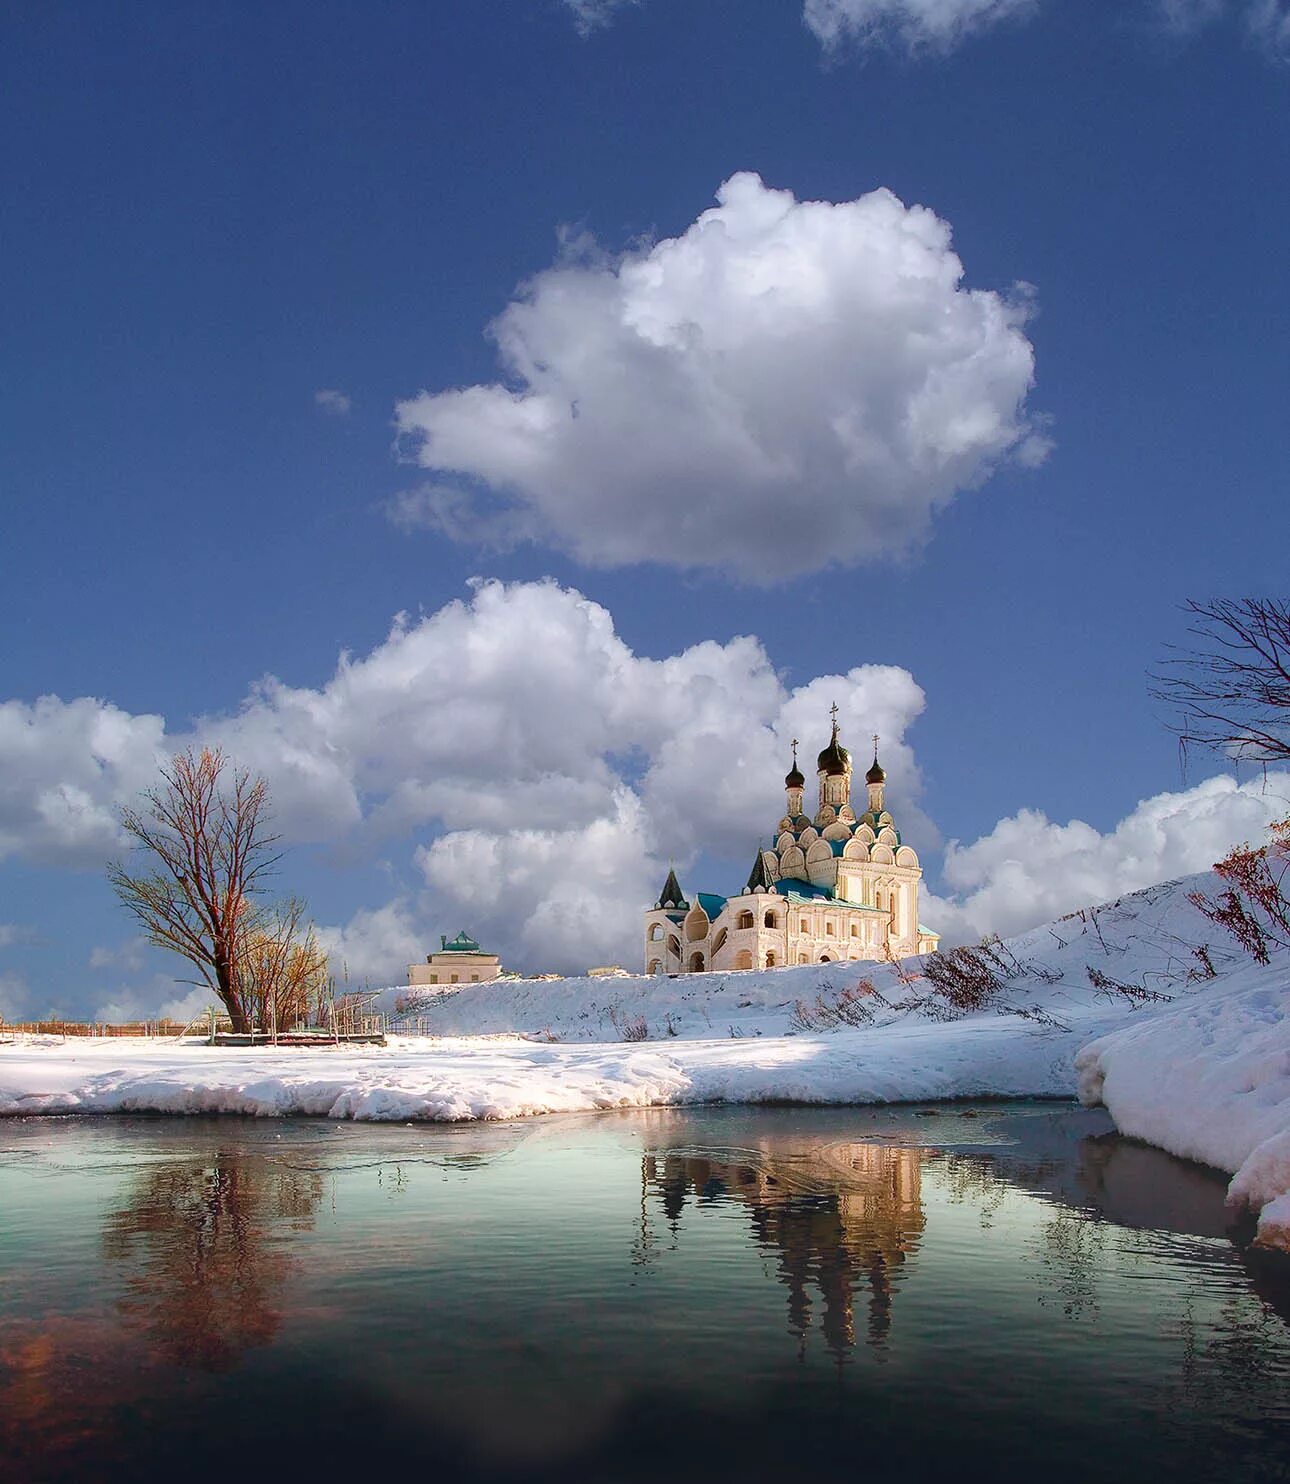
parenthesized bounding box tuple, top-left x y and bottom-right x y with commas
(785, 739, 805, 790)
(865, 753, 886, 785)
(816, 714, 851, 776)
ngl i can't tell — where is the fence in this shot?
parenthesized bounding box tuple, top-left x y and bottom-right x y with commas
(0, 1019, 193, 1038)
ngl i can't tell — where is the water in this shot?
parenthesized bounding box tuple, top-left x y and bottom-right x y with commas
(1, 1103, 1287, 1483)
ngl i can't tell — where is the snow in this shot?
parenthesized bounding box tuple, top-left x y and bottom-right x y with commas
(0, 1014, 1088, 1124)
(3, 870, 1288, 1246)
(1077, 967, 1290, 1249)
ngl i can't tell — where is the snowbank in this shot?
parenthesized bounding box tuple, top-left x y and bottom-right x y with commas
(0, 1013, 1085, 1124)
(1076, 966, 1290, 1249)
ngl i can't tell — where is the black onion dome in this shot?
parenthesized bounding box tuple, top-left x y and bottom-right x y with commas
(785, 763, 805, 788)
(816, 723, 851, 777)
(865, 755, 886, 785)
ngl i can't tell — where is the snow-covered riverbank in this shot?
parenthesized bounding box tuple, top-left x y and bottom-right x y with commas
(3, 872, 1287, 1246)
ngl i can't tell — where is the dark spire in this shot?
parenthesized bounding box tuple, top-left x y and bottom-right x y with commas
(746, 847, 774, 893)
(816, 702, 851, 776)
(785, 737, 805, 790)
(654, 866, 689, 911)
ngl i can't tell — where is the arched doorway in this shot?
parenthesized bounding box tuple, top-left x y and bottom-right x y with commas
(689, 952, 705, 973)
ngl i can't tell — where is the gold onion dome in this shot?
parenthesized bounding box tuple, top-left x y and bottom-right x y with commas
(866, 754, 886, 785)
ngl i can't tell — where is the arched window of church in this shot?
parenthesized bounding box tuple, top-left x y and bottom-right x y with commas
(737, 910, 755, 930)
(735, 949, 753, 970)
(765, 952, 777, 967)
(689, 951, 705, 973)
(825, 922, 835, 936)
(648, 923, 663, 941)
(850, 923, 859, 937)
(647, 959, 661, 975)
(764, 911, 778, 928)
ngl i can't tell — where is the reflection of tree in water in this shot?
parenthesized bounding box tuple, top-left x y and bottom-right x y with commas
(643, 1143, 924, 1361)
(103, 1153, 322, 1371)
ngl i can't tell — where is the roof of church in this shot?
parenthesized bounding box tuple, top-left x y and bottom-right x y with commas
(697, 891, 728, 919)
(865, 752, 886, 785)
(817, 717, 851, 776)
(773, 878, 834, 902)
(437, 930, 487, 955)
(745, 848, 775, 892)
(784, 739, 805, 789)
(773, 879, 887, 911)
(655, 867, 689, 911)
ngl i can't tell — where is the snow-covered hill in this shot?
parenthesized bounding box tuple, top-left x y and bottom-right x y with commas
(380, 869, 1243, 1044)
(2, 871, 1287, 1246)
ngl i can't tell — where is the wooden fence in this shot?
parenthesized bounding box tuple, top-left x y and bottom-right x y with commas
(0, 1019, 193, 1038)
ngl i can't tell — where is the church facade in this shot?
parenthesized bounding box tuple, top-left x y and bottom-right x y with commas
(644, 713, 939, 975)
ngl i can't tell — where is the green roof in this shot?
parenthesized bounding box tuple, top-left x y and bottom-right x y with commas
(438, 930, 486, 954)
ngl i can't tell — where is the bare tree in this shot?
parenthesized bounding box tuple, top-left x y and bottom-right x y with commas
(107, 747, 281, 1034)
(235, 897, 330, 1034)
(1151, 598, 1290, 767)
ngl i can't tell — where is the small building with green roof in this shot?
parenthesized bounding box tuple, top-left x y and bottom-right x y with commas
(408, 930, 503, 988)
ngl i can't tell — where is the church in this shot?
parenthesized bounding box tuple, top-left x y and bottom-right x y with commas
(644, 711, 939, 975)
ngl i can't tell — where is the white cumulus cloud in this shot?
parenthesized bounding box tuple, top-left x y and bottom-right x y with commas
(394, 173, 1045, 582)
(0, 580, 929, 984)
(0, 697, 167, 866)
(804, 0, 1037, 52)
(924, 771, 1290, 945)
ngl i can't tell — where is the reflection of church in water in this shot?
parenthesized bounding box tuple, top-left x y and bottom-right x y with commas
(642, 1142, 925, 1360)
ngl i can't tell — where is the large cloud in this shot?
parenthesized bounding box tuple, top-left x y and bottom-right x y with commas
(393, 173, 1045, 582)
(804, 0, 1036, 51)
(0, 579, 929, 982)
(0, 697, 167, 866)
(925, 771, 1290, 944)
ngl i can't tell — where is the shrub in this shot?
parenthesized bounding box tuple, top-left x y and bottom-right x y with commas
(922, 945, 1005, 1012)
(1085, 965, 1171, 1007)
(1188, 818, 1290, 965)
(620, 1014, 649, 1042)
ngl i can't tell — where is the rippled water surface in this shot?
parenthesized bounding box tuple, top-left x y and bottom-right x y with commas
(2, 1103, 1288, 1483)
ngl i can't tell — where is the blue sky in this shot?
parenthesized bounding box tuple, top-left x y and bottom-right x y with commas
(2, 0, 1288, 1018)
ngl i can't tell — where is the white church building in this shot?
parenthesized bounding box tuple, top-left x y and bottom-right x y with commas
(645, 711, 939, 975)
